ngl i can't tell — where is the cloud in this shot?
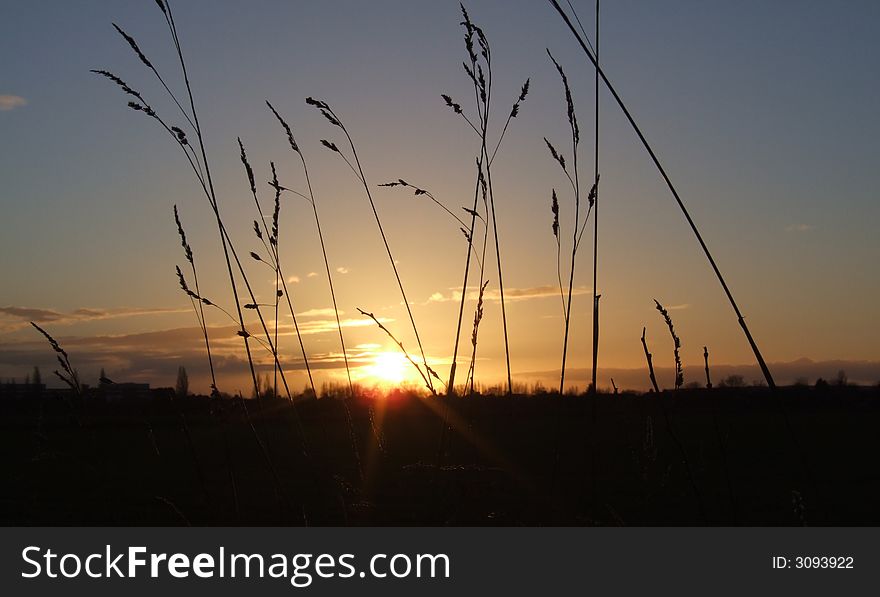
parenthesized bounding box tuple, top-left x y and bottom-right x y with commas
(499, 286, 589, 301)
(298, 308, 341, 318)
(307, 272, 318, 278)
(287, 275, 300, 284)
(0, 95, 27, 111)
(785, 223, 815, 233)
(426, 285, 591, 304)
(0, 316, 429, 393)
(0, 305, 189, 332)
(294, 316, 392, 336)
(336, 267, 349, 274)
(0, 324, 268, 390)
(666, 303, 690, 311)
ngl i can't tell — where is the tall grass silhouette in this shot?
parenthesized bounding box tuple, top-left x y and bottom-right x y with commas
(10, 0, 834, 530)
(443, 4, 529, 395)
(239, 140, 315, 397)
(544, 50, 597, 395)
(30, 323, 80, 399)
(589, 0, 601, 397)
(641, 310, 706, 522)
(308, 96, 439, 394)
(266, 101, 354, 399)
(378, 177, 491, 393)
(548, 0, 776, 389)
(640, 327, 660, 393)
(654, 299, 684, 390)
(550, 189, 564, 315)
(265, 101, 365, 477)
(92, 0, 316, 459)
(173, 205, 217, 397)
(704, 346, 713, 389)
(92, 5, 263, 403)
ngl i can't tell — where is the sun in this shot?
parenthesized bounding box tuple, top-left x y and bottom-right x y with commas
(365, 351, 408, 387)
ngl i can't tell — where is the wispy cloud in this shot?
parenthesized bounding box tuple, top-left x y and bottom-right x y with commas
(785, 223, 815, 233)
(0, 305, 189, 332)
(295, 316, 392, 336)
(336, 267, 349, 274)
(307, 272, 318, 278)
(666, 303, 690, 311)
(0, 94, 27, 111)
(287, 275, 300, 284)
(0, 318, 440, 392)
(427, 285, 591, 304)
(298, 308, 342, 318)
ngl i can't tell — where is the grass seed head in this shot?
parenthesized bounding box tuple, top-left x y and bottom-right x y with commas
(270, 161, 281, 245)
(91, 69, 145, 103)
(544, 137, 566, 172)
(654, 299, 684, 389)
(113, 23, 153, 69)
(441, 94, 463, 114)
(237, 138, 256, 196)
(510, 78, 530, 118)
(171, 126, 188, 145)
(588, 175, 600, 208)
(173, 205, 193, 264)
(547, 50, 579, 144)
(551, 189, 560, 238)
(266, 100, 300, 154)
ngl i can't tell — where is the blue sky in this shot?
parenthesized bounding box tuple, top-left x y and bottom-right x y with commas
(1, 1, 878, 391)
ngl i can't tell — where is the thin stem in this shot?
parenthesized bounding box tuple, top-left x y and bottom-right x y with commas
(319, 102, 436, 394)
(474, 33, 512, 395)
(468, 169, 492, 394)
(267, 101, 364, 480)
(357, 308, 432, 392)
(449, 158, 485, 395)
(556, 234, 565, 317)
(641, 327, 660, 393)
(162, 0, 263, 403)
(547, 0, 776, 389)
(590, 0, 600, 397)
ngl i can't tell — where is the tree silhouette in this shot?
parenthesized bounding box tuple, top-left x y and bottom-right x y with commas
(175, 366, 189, 398)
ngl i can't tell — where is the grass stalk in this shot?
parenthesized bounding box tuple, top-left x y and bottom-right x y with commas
(266, 101, 367, 478)
(356, 308, 436, 393)
(445, 5, 527, 395)
(309, 97, 436, 394)
(704, 345, 713, 389)
(640, 326, 705, 522)
(590, 0, 601, 397)
(640, 327, 660, 393)
(654, 299, 683, 390)
(239, 140, 315, 397)
(267, 101, 354, 397)
(98, 2, 316, 465)
(173, 205, 218, 396)
(545, 51, 594, 395)
(547, 0, 776, 389)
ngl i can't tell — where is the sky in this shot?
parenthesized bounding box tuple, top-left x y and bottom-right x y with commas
(1, 0, 878, 393)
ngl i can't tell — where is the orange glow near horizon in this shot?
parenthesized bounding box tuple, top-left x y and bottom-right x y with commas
(359, 351, 411, 389)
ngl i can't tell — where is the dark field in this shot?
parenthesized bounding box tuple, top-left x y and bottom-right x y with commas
(2, 386, 879, 526)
